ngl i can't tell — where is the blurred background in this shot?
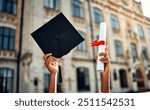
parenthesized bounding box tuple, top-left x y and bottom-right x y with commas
(0, 0, 150, 93)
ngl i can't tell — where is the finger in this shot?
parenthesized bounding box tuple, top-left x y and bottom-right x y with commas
(45, 58, 56, 66)
(51, 56, 60, 62)
(45, 57, 59, 68)
(99, 52, 107, 56)
(44, 60, 52, 68)
(47, 57, 60, 64)
(95, 54, 98, 61)
(100, 58, 110, 63)
(99, 56, 109, 61)
(105, 45, 108, 53)
(44, 53, 52, 60)
(99, 57, 110, 62)
(46, 56, 56, 62)
(52, 61, 58, 67)
(45, 60, 55, 68)
(54, 62, 59, 67)
(100, 60, 110, 64)
(45, 57, 54, 66)
(45, 59, 50, 67)
(49, 61, 58, 69)
(50, 62, 55, 66)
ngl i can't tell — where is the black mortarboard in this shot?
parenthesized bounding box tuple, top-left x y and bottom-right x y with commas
(31, 13, 84, 58)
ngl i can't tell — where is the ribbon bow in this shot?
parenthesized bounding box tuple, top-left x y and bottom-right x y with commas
(91, 40, 105, 47)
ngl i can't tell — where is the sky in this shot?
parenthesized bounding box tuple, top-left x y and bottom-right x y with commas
(135, 0, 150, 18)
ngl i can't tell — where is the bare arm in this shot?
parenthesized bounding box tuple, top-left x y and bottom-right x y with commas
(101, 67, 110, 93)
(49, 73, 57, 93)
(44, 53, 59, 93)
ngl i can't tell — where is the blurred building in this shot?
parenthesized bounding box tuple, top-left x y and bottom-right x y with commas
(0, 0, 22, 92)
(0, 0, 150, 93)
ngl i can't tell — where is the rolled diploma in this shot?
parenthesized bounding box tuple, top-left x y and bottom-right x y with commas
(97, 22, 107, 72)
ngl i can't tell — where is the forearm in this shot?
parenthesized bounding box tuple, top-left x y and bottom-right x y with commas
(101, 72, 110, 93)
(49, 73, 57, 93)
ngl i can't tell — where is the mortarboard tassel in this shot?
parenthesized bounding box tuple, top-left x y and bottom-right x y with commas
(58, 65, 62, 83)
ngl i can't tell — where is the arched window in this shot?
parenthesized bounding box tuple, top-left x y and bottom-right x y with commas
(0, 0, 17, 15)
(44, 73, 50, 93)
(147, 70, 150, 80)
(110, 14, 119, 30)
(119, 69, 128, 88)
(0, 27, 15, 50)
(93, 7, 103, 24)
(76, 67, 90, 91)
(44, 0, 59, 10)
(137, 24, 144, 38)
(0, 68, 13, 93)
(114, 40, 123, 56)
(136, 69, 143, 79)
(72, 0, 84, 18)
(148, 28, 150, 40)
(130, 43, 138, 58)
(136, 69, 145, 89)
(76, 31, 86, 51)
(141, 46, 148, 60)
(43, 68, 50, 93)
(113, 69, 117, 80)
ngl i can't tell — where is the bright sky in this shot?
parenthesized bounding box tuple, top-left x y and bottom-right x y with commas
(135, 0, 150, 18)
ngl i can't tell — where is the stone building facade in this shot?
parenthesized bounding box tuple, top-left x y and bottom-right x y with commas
(0, 0, 22, 92)
(0, 0, 150, 93)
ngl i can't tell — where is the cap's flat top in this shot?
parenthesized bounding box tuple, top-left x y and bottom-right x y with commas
(31, 13, 84, 58)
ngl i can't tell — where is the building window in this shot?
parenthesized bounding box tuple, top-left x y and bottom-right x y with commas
(148, 28, 150, 40)
(130, 43, 138, 59)
(76, 67, 90, 91)
(44, 73, 50, 93)
(33, 77, 38, 86)
(44, 0, 59, 10)
(122, 0, 128, 6)
(0, 68, 13, 93)
(76, 32, 86, 51)
(132, 73, 136, 82)
(72, 0, 84, 18)
(0, 27, 15, 50)
(110, 14, 119, 31)
(137, 24, 144, 38)
(113, 69, 117, 80)
(136, 69, 145, 89)
(147, 71, 150, 80)
(141, 47, 148, 60)
(136, 69, 143, 79)
(114, 40, 123, 56)
(119, 69, 128, 88)
(110, 78, 112, 89)
(93, 7, 103, 24)
(0, 0, 17, 15)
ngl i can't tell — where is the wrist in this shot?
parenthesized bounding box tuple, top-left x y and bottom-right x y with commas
(50, 73, 57, 78)
(101, 72, 110, 79)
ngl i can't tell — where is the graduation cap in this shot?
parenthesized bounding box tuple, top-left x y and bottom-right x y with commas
(31, 12, 84, 58)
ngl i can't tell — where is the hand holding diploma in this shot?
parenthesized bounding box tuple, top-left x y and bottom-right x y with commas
(92, 22, 111, 93)
(95, 45, 111, 93)
(91, 22, 107, 71)
(96, 46, 110, 75)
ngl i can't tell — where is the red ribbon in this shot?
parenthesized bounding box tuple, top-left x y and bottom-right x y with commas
(91, 40, 105, 47)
